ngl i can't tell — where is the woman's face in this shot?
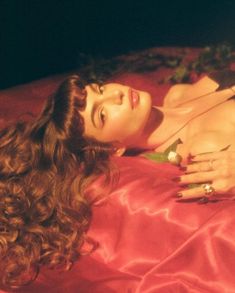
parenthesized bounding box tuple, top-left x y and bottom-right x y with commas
(80, 83, 152, 148)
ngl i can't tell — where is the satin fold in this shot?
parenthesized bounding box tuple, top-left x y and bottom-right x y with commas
(9, 157, 235, 293)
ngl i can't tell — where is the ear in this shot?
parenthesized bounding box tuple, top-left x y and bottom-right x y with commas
(114, 147, 126, 156)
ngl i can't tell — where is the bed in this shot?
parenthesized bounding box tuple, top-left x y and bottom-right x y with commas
(1, 46, 235, 293)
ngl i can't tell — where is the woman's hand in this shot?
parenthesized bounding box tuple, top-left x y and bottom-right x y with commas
(176, 150, 235, 200)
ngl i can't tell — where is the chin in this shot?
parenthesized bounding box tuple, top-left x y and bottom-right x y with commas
(130, 91, 151, 138)
(140, 90, 152, 117)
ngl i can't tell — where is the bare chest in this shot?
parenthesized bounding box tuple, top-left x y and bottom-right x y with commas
(177, 100, 235, 160)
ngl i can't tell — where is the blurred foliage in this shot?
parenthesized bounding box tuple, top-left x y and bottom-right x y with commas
(77, 51, 182, 84)
(77, 43, 235, 84)
(167, 43, 235, 83)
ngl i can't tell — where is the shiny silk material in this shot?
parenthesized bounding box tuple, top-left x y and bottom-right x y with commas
(11, 157, 235, 293)
(1, 48, 235, 292)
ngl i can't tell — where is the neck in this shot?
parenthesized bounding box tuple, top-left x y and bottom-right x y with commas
(146, 106, 193, 150)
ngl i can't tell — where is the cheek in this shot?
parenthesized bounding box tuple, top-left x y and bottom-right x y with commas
(106, 111, 130, 137)
(105, 111, 143, 141)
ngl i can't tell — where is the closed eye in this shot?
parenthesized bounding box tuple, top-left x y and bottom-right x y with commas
(99, 108, 106, 126)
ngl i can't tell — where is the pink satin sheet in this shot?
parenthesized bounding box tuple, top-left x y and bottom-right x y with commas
(9, 157, 235, 293)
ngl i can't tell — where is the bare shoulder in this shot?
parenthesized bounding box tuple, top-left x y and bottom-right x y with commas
(163, 76, 219, 108)
(163, 84, 191, 107)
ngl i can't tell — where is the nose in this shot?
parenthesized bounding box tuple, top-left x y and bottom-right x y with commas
(103, 89, 123, 105)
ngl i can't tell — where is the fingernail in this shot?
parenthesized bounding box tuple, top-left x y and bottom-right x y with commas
(172, 177, 181, 182)
(179, 166, 187, 171)
(188, 154, 195, 162)
(177, 192, 183, 198)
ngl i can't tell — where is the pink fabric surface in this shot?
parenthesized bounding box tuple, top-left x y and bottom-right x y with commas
(8, 157, 235, 293)
(1, 47, 235, 292)
(0, 72, 71, 128)
(84, 157, 235, 293)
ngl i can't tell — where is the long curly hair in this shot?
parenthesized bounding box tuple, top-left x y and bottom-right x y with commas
(0, 75, 116, 290)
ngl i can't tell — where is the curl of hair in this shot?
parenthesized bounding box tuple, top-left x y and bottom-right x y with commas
(0, 75, 116, 290)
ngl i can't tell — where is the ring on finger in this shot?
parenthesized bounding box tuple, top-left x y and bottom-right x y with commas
(202, 183, 215, 196)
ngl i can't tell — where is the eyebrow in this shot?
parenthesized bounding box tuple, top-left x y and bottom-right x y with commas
(91, 102, 99, 129)
(89, 85, 100, 129)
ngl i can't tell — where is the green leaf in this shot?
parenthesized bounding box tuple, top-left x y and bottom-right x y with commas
(143, 139, 182, 163)
(143, 152, 169, 163)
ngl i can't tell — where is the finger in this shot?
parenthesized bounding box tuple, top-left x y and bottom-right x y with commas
(177, 182, 218, 199)
(185, 160, 218, 173)
(191, 151, 235, 163)
(177, 186, 211, 199)
(179, 171, 217, 184)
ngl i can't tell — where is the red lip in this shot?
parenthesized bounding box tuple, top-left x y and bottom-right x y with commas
(129, 88, 139, 109)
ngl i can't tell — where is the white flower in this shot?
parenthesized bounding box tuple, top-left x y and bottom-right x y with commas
(167, 151, 182, 165)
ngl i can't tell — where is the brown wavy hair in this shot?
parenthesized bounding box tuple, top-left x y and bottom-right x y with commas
(0, 75, 116, 290)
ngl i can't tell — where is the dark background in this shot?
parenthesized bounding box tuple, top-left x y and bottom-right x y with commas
(1, 0, 235, 89)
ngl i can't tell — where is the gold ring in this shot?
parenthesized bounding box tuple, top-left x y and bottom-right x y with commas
(202, 183, 215, 196)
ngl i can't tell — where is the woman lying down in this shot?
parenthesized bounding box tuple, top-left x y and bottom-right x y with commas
(0, 70, 235, 290)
